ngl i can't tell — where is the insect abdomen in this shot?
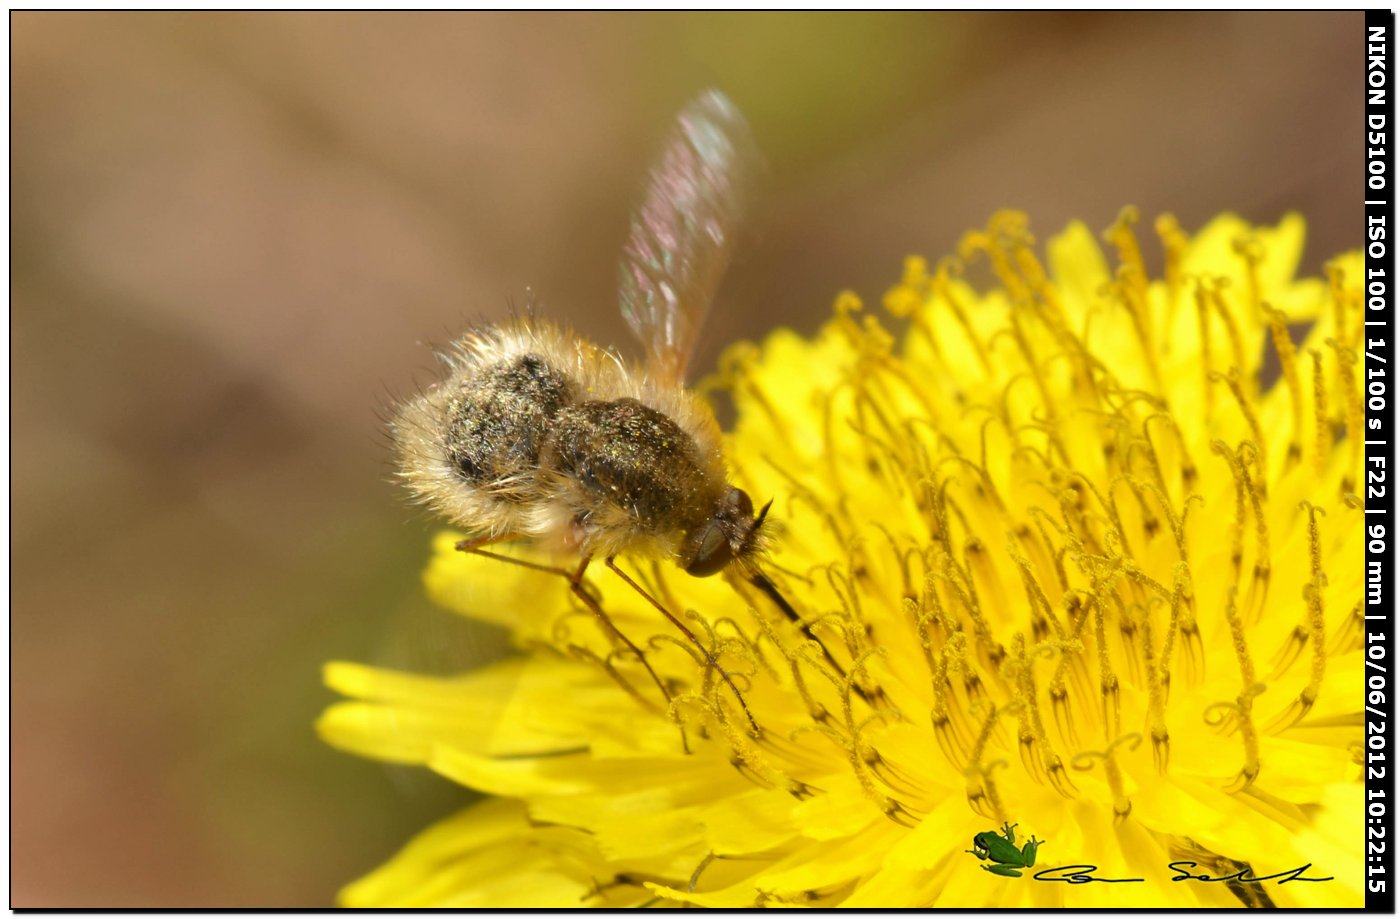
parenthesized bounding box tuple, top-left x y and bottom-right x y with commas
(543, 397, 712, 526)
(445, 353, 574, 489)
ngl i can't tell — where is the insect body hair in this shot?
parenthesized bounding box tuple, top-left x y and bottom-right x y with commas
(391, 318, 730, 562)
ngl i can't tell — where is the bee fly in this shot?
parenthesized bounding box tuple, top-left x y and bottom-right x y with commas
(391, 91, 797, 732)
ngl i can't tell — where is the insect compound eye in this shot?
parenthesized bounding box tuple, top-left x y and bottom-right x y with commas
(683, 521, 733, 577)
(724, 488, 754, 518)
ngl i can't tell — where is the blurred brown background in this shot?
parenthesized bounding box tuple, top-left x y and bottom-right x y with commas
(11, 11, 1362, 907)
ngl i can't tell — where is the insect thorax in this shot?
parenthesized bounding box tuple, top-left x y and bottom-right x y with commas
(444, 353, 574, 487)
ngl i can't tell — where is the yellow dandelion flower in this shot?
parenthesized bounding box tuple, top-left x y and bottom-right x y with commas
(320, 210, 1365, 908)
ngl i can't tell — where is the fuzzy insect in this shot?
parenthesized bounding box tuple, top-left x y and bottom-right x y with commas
(390, 91, 780, 730)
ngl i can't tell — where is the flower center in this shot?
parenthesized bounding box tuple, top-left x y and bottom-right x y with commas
(608, 209, 1363, 830)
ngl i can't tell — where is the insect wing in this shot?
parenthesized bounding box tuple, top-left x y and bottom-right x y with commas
(619, 90, 757, 384)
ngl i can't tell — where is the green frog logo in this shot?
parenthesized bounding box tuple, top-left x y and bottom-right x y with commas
(966, 822, 1044, 877)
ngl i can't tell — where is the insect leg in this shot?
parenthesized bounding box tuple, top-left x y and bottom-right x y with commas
(455, 537, 583, 579)
(566, 555, 679, 717)
(748, 571, 875, 706)
(605, 556, 759, 735)
(452, 540, 679, 728)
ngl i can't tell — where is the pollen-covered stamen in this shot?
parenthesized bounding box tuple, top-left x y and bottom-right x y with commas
(1208, 588, 1264, 790)
(817, 380, 858, 509)
(849, 425, 913, 507)
(1136, 476, 1196, 568)
(1234, 443, 1272, 622)
(1051, 482, 1101, 568)
(650, 612, 760, 710)
(763, 462, 852, 550)
(1204, 279, 1250, 398)
(1115, 597, 1145, 687)
(1142, 412, 1200, 500)
(704, 340, 771, 424)
(909, 586, 941, 673)
(1008, 540, 1064, 643)
(905, 256, 991, 383)
(929, 631, 980, 767)
(783, 646, 837, 728)
(1154, 213, 1189, 312)
(1212, 440, 1251, 587)
(920, 282, 982, 391)
(1104, 206, 1147, 286)
(1046, 591, 1094, 746)
(849, 708, 920, 823)
(1107, 474, 1165, 561)
(872, 523, 919, 602)
(1266, 502, 1330, 733)
(884, 255, 931, 319)
(714, 615, 781, 682)
(784, 646, 906, 808)
(605, 558, 760, 735)
(965, 761, 1016, 827)
(960, 215, 1031, 305)
(831, 289, 872, 348)
(1010, 216, 1058, 302)
(1231, 232, 1267, 323)
(1025, 280, 1102, 410)
(802, 607, 867, 677)
(1071, 733, 1142, 821)
(1165, 561, 1204, 688)
(1139, 601, 1172, 772)
(1328, 339, 1363, 492)
(962, 702, 1010, 820)
(1265, 305, 1306, 469)
(1032, 513, 1074, 595)
(1213, 370, 1269, 474)
(1005, 637, 1043, 777)
(1005, 634, 1077, 797)
(1311, 350, 1332, 479)
(855, 346, 944, 444)
(1193, 280, 1219, 415)
(1324, 258, 1355, 349)
(1120, 431, 1164, 501)
(934, 549, 1001, 670)
(965, 536, 1016, 638)
(1090, 590, 1122, 741)
(1036, 650, 1086, 795)
(963, 221, 1082, 408)
(1004, 311, 1069, 434)
(822, 565, 869, 653)
(1111, 261, 1164, 392)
